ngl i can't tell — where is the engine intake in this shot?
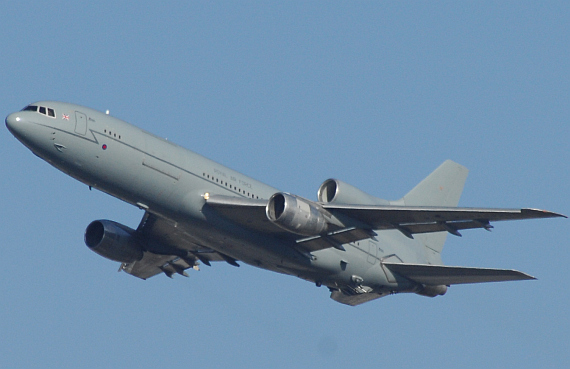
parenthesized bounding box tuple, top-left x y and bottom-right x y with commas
(266, 193, 329, 236)
(318, 179, 389, 205)
(85, 220, 144, 263)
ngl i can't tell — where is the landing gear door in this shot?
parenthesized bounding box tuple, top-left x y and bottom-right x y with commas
(75, 111, 87, 135)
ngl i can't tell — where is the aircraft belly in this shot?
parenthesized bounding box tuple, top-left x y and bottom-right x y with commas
(171, 217, 312, 273)
(304, 230, 435, 291)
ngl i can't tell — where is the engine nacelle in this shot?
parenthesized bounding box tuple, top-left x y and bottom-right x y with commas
(84, 220, 144, 263)
(266, 193, 329, 236)
(317, 179, 389, 205)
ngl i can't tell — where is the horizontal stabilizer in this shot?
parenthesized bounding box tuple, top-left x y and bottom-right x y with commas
(383, 262, 536, 285)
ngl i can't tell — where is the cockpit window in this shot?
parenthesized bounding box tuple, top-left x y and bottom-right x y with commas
(22, 105, 56, 118)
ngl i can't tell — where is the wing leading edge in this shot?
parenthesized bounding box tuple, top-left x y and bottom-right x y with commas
(322, 205, 565, 238)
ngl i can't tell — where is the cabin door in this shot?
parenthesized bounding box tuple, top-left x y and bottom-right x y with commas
(75, 111, 87, 135)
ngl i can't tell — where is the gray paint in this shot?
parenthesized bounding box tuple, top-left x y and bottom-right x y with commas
(6, 101, 565, 306)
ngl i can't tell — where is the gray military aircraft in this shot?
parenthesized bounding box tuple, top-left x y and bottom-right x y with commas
(6, 101, 565, 305)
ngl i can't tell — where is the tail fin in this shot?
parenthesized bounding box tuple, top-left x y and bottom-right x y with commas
(396, 160, 469, 253)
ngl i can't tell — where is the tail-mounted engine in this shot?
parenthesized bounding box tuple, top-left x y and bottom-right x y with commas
(318, 178, 389, 205)
(266, 193, 335, 236)
(84, 220, 144, 263)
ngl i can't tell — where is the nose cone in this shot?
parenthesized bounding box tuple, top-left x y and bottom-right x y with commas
(5, 112, 21, 135)
(5, 112, 43, 147)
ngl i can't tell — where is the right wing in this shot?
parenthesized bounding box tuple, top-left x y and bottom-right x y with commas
(121, 212, 227, 279)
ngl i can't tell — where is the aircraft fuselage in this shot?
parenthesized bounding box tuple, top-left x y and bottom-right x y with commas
(10, 101, 557, 305)
(6, 101, 416, 295)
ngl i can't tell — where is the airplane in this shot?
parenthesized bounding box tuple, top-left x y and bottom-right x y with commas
(5, 101, 565, 306)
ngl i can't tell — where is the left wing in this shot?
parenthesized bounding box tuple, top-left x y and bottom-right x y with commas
(206, 195, 565, 250)
(205, 195, 376, 252)
(323, 204, 566, 238)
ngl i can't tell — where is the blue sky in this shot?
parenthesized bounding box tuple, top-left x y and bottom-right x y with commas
(1, 2, 568, 368)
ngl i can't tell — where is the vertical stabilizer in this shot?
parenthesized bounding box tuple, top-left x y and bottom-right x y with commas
(398, 160, 469, 253)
